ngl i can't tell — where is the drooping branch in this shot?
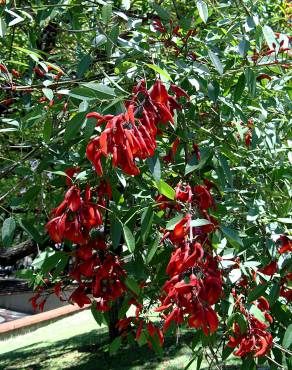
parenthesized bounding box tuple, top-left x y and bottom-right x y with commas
(0, 240, 37, 266)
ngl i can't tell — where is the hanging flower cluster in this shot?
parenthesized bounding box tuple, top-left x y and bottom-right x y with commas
(68, 251, 126, 310)
(86, 80, 189, 176)
(227, 295, 273, 357)
(155, 182, 222, 335)
(46, 184, 102, 244)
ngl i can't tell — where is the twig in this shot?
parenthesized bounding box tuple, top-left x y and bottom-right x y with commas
(266, 355, 285, 369)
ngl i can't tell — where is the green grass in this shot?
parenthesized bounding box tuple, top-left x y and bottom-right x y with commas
(0, 310, 241, 370)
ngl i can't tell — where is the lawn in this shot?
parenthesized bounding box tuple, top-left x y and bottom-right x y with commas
(0, 310, 240, 370)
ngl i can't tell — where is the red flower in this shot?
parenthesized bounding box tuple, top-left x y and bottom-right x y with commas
(278, 235, 292, 254)
(228, 315, 272, 358)
(193, 185, 214, 210)
(69, 287, 91, 307)
(147, 322, 164, 347)
(65, 186, 81, 212)
(170, 84, 189, 101)
(45, 214, 67, 243)
(258, 260, 277, 276)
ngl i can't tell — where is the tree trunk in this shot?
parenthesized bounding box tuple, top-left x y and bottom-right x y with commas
(108, 296, 123, 341)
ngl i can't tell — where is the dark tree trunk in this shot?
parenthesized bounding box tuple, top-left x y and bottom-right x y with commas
(108, 296, 123, 341)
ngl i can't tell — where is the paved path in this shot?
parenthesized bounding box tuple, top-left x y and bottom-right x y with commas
(0, 308, 28, 323)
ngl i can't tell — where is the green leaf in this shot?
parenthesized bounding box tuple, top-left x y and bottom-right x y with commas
(42, 88, 54, 101)
(77, 54, 92, 78)
(2, 217, 16, 247)
(221, 226, 243, 248)
(110, 216, 122, 249)
(247, 284, 268, 303)
(106, 24, 119, 58)
(64, 112, 86, 143)
(191, 219, 212, 227)
(166, 214, 184, 230)
(109, 336, 121, 356)
(207, 81, 220, 102)
(222, 346, 233, 361)
(262, 25, 277, 50)
(125, 277, 140, 295)
(196, 0, 208, 23)
(31, 248, 55, 269)
(43, 120, 52, 143)
(15, 269, 33, 280)
(233, 73, 246, 102)
(0, 18, 7, 38)
(147, 153, 161, 181)
(93, 34, 107, 48)
(141, 207, 154, 243)
(154, 180, 175, 200)
(227, 312, 247, 334)
(41, 251, 68, 275)
(121, 0, 131, 10)
(245, 68, 256, 97)
(91, 302, 104, 326)
(240, 355, 256, 370)
(19, 219, 42, 243)
(146, 64, 172, 81)
(147, 332, 163, 357)
(82, 83, 116, 99)
(218, 154, 233, 187)
(269, 284, 280, 306)
(238, 39, 250, 57)
(152, 2, 170, 20)
(146, 234, 160, 264)
(208, 50, 223, 75)
(277, 218, 292, 224)
(283, 324, 292, 348)
(185, 148, 212, 175)
(123, 224, 135, 253)
(102, 4, 112, 24)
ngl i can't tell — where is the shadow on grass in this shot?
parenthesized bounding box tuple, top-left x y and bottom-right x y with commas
(0, 329, 197, 370)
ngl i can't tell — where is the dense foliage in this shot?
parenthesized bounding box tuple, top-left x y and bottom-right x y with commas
(0, 0, 291, 369)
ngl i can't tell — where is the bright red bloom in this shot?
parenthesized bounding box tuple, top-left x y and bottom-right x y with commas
(278, 235, 292, 254)
(45, 214, 67, 243)
(258, 260, 277, 276)
(193, 185, 214, 210)
(65, 186, 81, 212)
(69, 287, 91, 307)
(228, 315, 272, 358)
(147, 322, 164, 347)
(65, 167, 80, 186)
(45, 185, 102, 244)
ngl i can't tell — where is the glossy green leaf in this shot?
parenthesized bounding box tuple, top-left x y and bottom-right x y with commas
(208, 50, 223, 75)
(123, 224, 135, 253)
(155, 180, 175, 200)
(196, 0, 208, 23)
(2, 217, 16, 247)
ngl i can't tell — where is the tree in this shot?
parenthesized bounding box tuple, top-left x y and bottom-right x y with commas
(0, 0, 291, 368)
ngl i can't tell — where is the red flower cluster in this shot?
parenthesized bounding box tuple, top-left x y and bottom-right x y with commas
(152, 18, 197, 59)
(46, 185, 102, 244)
(227, 291, 273, 358)
(86, 80, 188, 176)
(69, 251, 126, 310)
(160, 182, 217, 243)
(228, 315, 272, 357)
(156, 243, 222, 335)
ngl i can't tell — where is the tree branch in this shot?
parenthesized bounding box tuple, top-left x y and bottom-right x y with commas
(0, 240, 37, 266)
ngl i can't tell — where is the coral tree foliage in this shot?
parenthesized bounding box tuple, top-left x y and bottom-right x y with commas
(0, 0, 291, 369)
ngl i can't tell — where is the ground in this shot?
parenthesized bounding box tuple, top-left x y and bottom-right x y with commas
(0, 310, 240, 370)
